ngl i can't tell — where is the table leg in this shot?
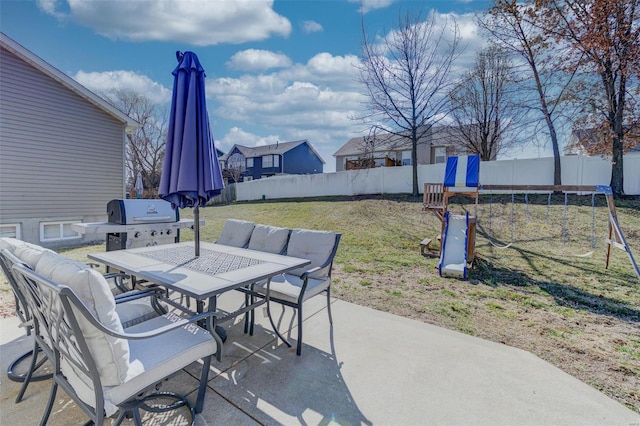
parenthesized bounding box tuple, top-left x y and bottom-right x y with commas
(205, 296, 227, 343)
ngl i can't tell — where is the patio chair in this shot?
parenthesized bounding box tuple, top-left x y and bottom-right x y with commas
(0, 241, 53, 402)
(7, 249, 222, 425)
(252, 229, 341, 355)
(242, 225, 291, 333)
(215, 219, 255, 248)
(0, 239, 166, 403)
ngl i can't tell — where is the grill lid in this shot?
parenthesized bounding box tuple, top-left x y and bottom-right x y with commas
(107, 199, 180, 224)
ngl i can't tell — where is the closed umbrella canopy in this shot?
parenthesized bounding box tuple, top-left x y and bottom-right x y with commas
(159, 51, 224, 256)
(134, 171, 144, 198)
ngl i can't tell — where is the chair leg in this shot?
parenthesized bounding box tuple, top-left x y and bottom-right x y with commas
(131, 408, 143, 425)
(243, 292, 250, 334)
(195, 355, 212, 414)
(266, 299, 291, 349)
(326, 287, 333, 325)
(15, 347, 38, 402)
(113, 410, 127, 425)
(13, 341, 39, 402)
(296, 305, 303, 356)
(40, 381, 58, 426)
(249, 291, 255, 336)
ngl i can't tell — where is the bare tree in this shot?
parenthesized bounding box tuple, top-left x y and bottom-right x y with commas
(482, 0, 577, 185)
(357, 10, 462, 196)
(536, 0, 640, 196)
(105, 90, 168, 194)
(224, 152, 246, 183)
(447, 46, 516, 161)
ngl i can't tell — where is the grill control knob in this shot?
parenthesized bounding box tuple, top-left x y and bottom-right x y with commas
(134, 232, 141, 238)
(166, 229, 172, 235)
(150, 231, 158, 237)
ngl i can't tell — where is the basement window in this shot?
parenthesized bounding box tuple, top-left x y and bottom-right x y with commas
(0, 223, 21, 239)
(40, 221, 80, 242)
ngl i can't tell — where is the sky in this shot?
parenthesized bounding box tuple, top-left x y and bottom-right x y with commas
(1, 0, 550, 173)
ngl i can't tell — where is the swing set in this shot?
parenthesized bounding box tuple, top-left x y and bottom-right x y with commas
(423, 183, 640, 281)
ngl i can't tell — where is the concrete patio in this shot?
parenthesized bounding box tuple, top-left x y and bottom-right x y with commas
(1, 291, 638, 425)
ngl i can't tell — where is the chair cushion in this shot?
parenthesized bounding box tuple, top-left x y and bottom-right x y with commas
(255, 273, 330, 304)
(4, 239, 55, 269)
(286, 229, 337, 278)
(115, 298, 162, 329)
(216, 219, 255, 248)
(35, 251, 136, 387)
(105, 313, 218, 409)
(248, 225, 290, 254)
(0, 237, 24, 252)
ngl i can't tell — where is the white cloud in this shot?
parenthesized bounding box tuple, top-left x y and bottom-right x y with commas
(348, 0, 395, 14)
(301, 20, 323, 33)
(279, 53, 362, 91)
(210, 52, 365, 126)
(376, 11, 485, 79)
(217, 127, 279, 151)
(440, 12, 486, 73)
(38, 0, 291, 45)
(227, 49, 292, 72)
(205, 51, 368, 169)
(73, 70, 171, 104)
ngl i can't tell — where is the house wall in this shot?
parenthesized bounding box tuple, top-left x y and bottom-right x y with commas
(236, 154, 640, 201)
(335, 155, 349, 172)
(417, 141, 430, 164)
(0, 47, 126, 247)
(283, 143, 323, 174)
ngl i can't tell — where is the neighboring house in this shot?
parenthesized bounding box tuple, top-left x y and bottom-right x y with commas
(333, 125, 472, 172)
(0, 33, 137, 247)
(220, 140, 324, 182)
(565, 128, 640, 156)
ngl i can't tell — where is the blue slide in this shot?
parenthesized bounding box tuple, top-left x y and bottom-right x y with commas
(438, 212, 469, 280)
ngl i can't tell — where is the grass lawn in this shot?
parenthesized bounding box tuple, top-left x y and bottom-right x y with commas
(2, 194, 639, 411)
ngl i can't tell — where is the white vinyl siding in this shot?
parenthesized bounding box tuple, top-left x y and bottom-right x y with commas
(0, 47, 126, 224)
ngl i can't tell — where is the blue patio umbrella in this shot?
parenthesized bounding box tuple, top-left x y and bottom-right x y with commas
(134, 171, 144, 198)
(159, 51, 224, 256)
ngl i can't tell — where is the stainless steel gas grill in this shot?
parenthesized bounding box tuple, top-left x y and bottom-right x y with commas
(72, 199, 198, 251)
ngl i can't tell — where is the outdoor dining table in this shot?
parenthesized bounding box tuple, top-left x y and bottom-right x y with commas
(88, 241, 310, 343)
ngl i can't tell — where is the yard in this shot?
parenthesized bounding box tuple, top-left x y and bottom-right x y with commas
(1, 194, 638, 412)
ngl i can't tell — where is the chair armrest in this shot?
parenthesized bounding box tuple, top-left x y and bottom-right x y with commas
(114, 287, 165, 304)
(103, 272, 132, 293)
(118, 312, 218, 340)
(88, 263, 132, 292)
(63, 288, 220, 341)
(300, 267, 322, 280)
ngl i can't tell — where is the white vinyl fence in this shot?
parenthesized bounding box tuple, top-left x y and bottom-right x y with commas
(235, 155, 640, 201)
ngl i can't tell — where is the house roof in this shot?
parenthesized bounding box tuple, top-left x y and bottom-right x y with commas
(0, 32, 138, 131)
(333, 125, 471, 157)
(221, 140, 326, 164)
(333, 126, 435, 157)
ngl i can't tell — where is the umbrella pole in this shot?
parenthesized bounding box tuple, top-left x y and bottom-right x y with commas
(194, 206, 200, 257)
